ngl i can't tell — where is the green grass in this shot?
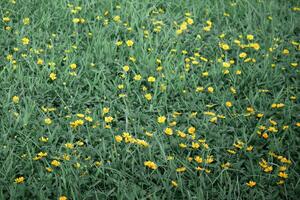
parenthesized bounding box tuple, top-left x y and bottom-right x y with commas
(0, 0, 300, 199)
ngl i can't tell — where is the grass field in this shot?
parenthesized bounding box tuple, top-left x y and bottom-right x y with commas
(1, 0, 300, 199)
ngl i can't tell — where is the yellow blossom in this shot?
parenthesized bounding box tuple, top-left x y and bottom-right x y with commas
(12, 96, 20, 103)
(164, 127, 173, 136)
(15, 176, 25, 184)
(144, 93, 152, 101)
(44, 118, 52, 125)
(157, 116, 166, 123)
(147, 76, 156, 83)
(246, 181, 256, 187)
(49, 72, 57, 80)
(144, 161, 157, 170)
(51, 160, 61, 167)
(115, 135, 123, 143)
(126, 40, 134, 47)
(21, 37, 30, 45)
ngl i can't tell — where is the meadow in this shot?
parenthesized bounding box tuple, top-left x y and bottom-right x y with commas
(0, 0, 300, 199)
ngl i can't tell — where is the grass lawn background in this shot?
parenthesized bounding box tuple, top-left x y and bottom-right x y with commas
(0, 0, 300, 199)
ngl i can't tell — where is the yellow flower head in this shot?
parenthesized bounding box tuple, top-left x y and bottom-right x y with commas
(115, 135, 123, 143)
(44, 118, 52, 125)
(49, 72, 57, 80)
(15, 176, 25, 184)
(147, 76, 156, 83)
(126, 40, 134, 47)
(157, 116, 166, 124)
(21, 37, 30, 45)
(164, 127, 173, 136)
(51, 160, 61, 167)
(144, 161, 157, 170)
(12, 96, 20, 103)
(246, 181, 256, 187)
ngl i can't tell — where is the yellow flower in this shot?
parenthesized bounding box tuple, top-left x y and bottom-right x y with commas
(64, 143, 74, 149)
(225, 101, 232, 107)
(250, 43, 260, 50)
(223, 62, 231, 68)
(256, 113, 264, 118)
(171, 180, 178, 187)
(179, 143, 187, 148)
(113, 15, 121, 22)
(123, 65, 130, 72)
(246, 181, 256, 187)
(221, 162, 231, 169)
(282, 49, 289, 55)
(94, 161, 102, 167)
(144, 93, 152, 101)
(21, 37, 30, 45)
(207, 87, 214, 93)
(246, 34, 254, 40)
(44, 118, 52, 125)
(186, 17, 194, 25)
(23, 17, 30, 25)
(176, 167, 186, 172)
(37, 58, 44, 65)
(15, 176, 25, 184)
(205, 155, 214, 164)
(46, 167, 53, 172)
(115, 135, 123, 143)
(196, 86, 204, 92)
(51, 160, 61, 167)
(209, 117, 218, 123)
(72, 18, 80, 23)
(202, 71, 209, 77)
(49, 72, 57, 80)
(115, 41, 123, 46)
(290, 63, 298, 67)
(59, 196, 68, 200)
(144, 161, 157, 170)
(219, 43, 230, 50)
(188, 126, 196, 134)
(157, 116, 166, 123)
(104, 116, 113, 123)
(239, 52, 247, 58)
(147, 76, 156, 83)
(70, 119, 84, 128)
(133, 74, 142, 81)
(69, 63, 77, 69)
(39, 136, 49, 142)
(126, 40, 134, 47)
(246, 146, 253, 151)
(192, 142, 200, 149)
(3, 17, 10, 22)
(102, 107, 110, 115)
(12, 96, 20, 103)
(164, 127, 173, 136)
(278, 172, 288, 179)
(85, 116, 93, 122)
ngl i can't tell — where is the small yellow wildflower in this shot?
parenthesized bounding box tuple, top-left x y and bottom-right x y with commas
(147, 76, 156, 83)
(21, 37, 30, 45)
(157, 116, 166, 124)
(246, 181, 256, 187)
(51, 160, 61, 167)
(126, 40, 134, 47)
(144, 93, 152, 101)
(12, 96, 20, 103)
(44, 118, 52, 125)
(115, 135, 123, 143)
(15, 176, 25, 184)
(164, 127, 173, 136)
(144, 161, 157, 170)
(49, 72, 57, 80)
